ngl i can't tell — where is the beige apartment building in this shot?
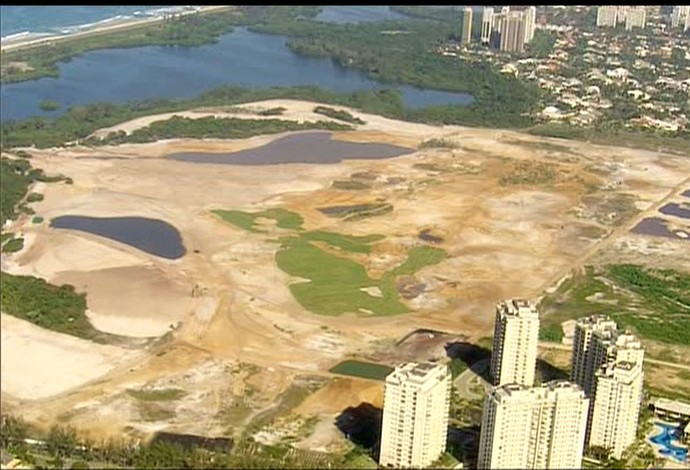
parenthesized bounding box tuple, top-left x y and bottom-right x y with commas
(499, 11, 527, 53)
(462, 7, 473, 45)
(477, 380, 589, 470)
(490, 299, 539, 387)
(480, 7, 494, 43)
(570, 315, 645, 455)
(589, 360, 644, 458)
(379, 362, 452, 469)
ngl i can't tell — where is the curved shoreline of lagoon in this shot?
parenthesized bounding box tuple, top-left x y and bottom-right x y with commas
(0, 26, 473, 122)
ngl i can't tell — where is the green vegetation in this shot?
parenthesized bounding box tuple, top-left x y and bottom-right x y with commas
(1, 6, 325, 84)
(527, 124, 690, 156)
(0, 272, 99, 339)
(277, 236, 446, 316)
(499, 160, 558, 186)
(1, 157, 65, 226)
(329, 360, 393, 381)
(89, 115, 352, 145)
(215, 207, 447, 316)
(26, 192, 44, 203)
(257, 106, 287, 116)
(1, 10, 238, 84)
(38, 100, 61, 112)
(313, 106, 365, 124)
(527, 30, 558, 59)
(31, 216, 44, 224)
(1, 237, 24, 253)
(539, 265, 690, 345)
(418, 138, 459, 149)
(331, 179, 371, 190)
(300, 231, 384, 254)
(318, 202, 393, 221)
(126, 388, 187, 401)
(212, 208, 304, 233)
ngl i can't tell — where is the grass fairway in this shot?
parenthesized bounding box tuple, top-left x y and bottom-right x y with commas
(329, 360, 393, 381)
(215, 207, 449, 317)
(213, 208, 304, 233)
(539, 265, 690, 345)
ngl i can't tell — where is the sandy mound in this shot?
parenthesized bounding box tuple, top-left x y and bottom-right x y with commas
(54, 265, 196, 337)
(0, 314, 135, 400)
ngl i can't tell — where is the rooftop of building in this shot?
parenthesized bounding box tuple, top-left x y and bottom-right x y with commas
(652, 398, 690, 417)
(496, 298, 539, 317)
(387, 361, 448, 385)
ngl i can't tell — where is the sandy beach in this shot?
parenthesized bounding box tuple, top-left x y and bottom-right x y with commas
(0, 5, 233, 53)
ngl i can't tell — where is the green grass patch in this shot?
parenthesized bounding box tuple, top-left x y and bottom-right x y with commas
(329, 360, 393, 381)
(1, 237, 24, 253)
(213, 208, 304, 233)
(31, 216, 44, 224)
(0, 232, 14, 244)
(126, 388, 187, 401)
(540, 265, 690, 346)
(301, 231, 384, 254)
(215, 206, 447, 317)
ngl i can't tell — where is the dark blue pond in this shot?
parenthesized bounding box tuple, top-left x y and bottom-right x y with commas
(0, 24, 474, 122)
(50, 215, 186, 259)
(167, 131, 415, 165)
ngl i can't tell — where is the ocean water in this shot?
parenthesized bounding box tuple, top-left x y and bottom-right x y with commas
(0, 6, 164, 38)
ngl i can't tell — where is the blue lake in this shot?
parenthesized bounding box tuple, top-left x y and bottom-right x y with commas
(50, 215, 186, 260)
(0, 12, 474, 122)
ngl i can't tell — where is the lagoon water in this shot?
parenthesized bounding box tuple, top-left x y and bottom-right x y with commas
(0, 7, 473, 122)
(50, 215, 186, 259)
(167, 131, 415, 165)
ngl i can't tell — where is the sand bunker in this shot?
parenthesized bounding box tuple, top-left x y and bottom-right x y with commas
(0, 314, 135, 400)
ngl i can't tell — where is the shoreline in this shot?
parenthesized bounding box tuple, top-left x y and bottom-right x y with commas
(0, 5, 233, 54)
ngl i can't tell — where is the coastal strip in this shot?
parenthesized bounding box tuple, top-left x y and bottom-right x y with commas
(0, 5, 234, 53)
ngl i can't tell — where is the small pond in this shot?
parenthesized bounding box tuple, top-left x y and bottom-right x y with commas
(51, 215, 186, 259)
(167, 131, 415, 165)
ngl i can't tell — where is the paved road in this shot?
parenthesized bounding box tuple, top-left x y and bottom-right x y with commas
(538, 341, 690, 371)
(454, 358, 490, 401)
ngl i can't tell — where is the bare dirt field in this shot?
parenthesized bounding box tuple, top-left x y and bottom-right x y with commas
(2, 99, 689, 446)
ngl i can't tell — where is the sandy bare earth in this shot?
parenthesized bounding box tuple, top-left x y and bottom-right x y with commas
(2, 99, 689, 439)
(0, 314, 137, 400)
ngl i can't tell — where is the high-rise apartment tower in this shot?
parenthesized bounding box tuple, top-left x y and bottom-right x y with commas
(490, 299, 539, 386)
(462, 7, 473, 44)
(477, 381, 590, 470)
(379, 362, 452, 469)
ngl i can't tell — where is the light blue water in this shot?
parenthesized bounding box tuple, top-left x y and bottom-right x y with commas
(649, 422, 689, 463)
(1, 6, 163, 38)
